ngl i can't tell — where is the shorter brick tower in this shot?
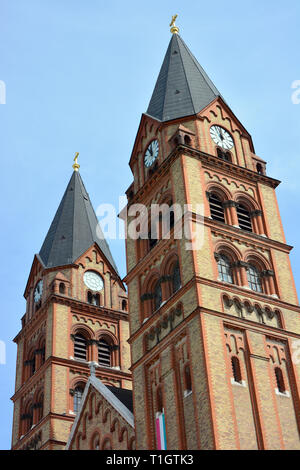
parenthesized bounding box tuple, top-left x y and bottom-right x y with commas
(11, 163, 131, 450)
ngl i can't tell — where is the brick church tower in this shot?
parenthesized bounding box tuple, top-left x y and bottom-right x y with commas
(11, 161, 131, 450)
(124, 23, 300, 449)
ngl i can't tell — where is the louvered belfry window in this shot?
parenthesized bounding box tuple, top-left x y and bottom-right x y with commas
(209, 194, 225, 223)
(74, 334, 87, 361)
(98, 339, 111, 367)
(236, 204, 252, 232)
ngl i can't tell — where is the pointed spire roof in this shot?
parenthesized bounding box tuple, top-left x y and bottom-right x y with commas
(39, 171, 118, 273)
(147, 34, 223, 122)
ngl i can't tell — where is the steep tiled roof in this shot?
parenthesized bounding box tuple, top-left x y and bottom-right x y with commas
(147, 34, 223, 122)
(39, 171, 118, 273)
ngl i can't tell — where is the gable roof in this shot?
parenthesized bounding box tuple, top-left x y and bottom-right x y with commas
(146, 33, 224, 122)
(38, 171, 118, 274)
(65, 376, 134, 449)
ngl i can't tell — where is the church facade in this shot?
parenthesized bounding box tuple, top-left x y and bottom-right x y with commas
(12, 23, 300, 450)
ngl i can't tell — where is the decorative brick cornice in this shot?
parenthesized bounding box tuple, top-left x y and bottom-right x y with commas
(207, 217, 293, 254)
(15, 294, 129, 343)
(127, 143, 281, 209)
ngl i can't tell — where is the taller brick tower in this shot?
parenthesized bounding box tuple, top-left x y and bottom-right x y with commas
(11, 162, 131, 450)
(124, 23, 300, 449)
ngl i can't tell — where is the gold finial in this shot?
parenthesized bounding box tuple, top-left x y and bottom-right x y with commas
(170, 14, 179, 34)
(73, 152, 80, 172)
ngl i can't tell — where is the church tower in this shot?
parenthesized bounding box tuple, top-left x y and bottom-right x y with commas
(11, 161, 131, 450)
(124, 22, 300, 450)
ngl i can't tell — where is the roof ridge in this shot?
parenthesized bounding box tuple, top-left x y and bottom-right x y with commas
(178, 35, 221, 99)
(176, 34, 196, 115)
(162, 35, 176, 122)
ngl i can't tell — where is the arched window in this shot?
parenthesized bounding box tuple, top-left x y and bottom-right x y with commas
(27, 404, 34, 432)
(217, 148, 224, 159)
(209, 193, 225, 223)
(22, 402, 34, 435)
(98, 338, 111, 367)
(148, 227, 158, 250)
(172, 261, 181, 294)
(256, 163, 263, 174)
(231, 356, 242, 384)
(217, 255, 233, 284)
(184, 135, 191, 146)
(59, 283, 65, 294)
(122, 299, 127, 311)
(275, 367, 286, 393)
(28, 351, 36, 377)
(36, 393, 44, 422)
(87, 291, 100, 306)
(154, 281, 162, 311)
(74, 385, 84, 413)
(102, 439, 112, 450)
(156, 386, 163, 414)
(74, 334, 88, 361)
(91, 433, 100, 450)
(41, 344, 45, 365)
(247, 265, 262, 292)
(236, 204, 252, 232)
(217, 148, 231, 162)
(160, 200, 175, 236)
(184, 364, 192, 393)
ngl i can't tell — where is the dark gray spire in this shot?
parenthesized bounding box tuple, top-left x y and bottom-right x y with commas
(147, 34, 223, 122)
(39, 171, 118, 273)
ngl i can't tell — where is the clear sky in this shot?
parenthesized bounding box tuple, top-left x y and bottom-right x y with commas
(0, 0, 299, 450)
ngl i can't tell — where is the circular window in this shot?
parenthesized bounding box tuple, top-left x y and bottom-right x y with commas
(83, 271, 104, 291)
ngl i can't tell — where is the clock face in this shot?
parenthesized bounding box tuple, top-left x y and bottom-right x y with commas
(83, 271, 104, 291)
(210, 126, 234, 150)
(34, 280, 43, 303)
(144, 140, 159, 168)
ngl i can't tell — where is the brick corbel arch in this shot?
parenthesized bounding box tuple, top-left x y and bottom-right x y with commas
(71, 323, 96, 340)
(206, 182, 233, 202)
(214, 240, 242, 262)
(233, 191, 260, 212)
(89, 428, 101, 450)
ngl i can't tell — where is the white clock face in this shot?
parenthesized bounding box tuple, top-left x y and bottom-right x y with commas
(83, 271, 104, 291)
(210, 126, 234, 150)
(144, 140, 159, 168)
(34, 280, 43, 303)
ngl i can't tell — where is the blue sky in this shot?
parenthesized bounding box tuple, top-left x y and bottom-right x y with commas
(0, 0, 299, 450)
